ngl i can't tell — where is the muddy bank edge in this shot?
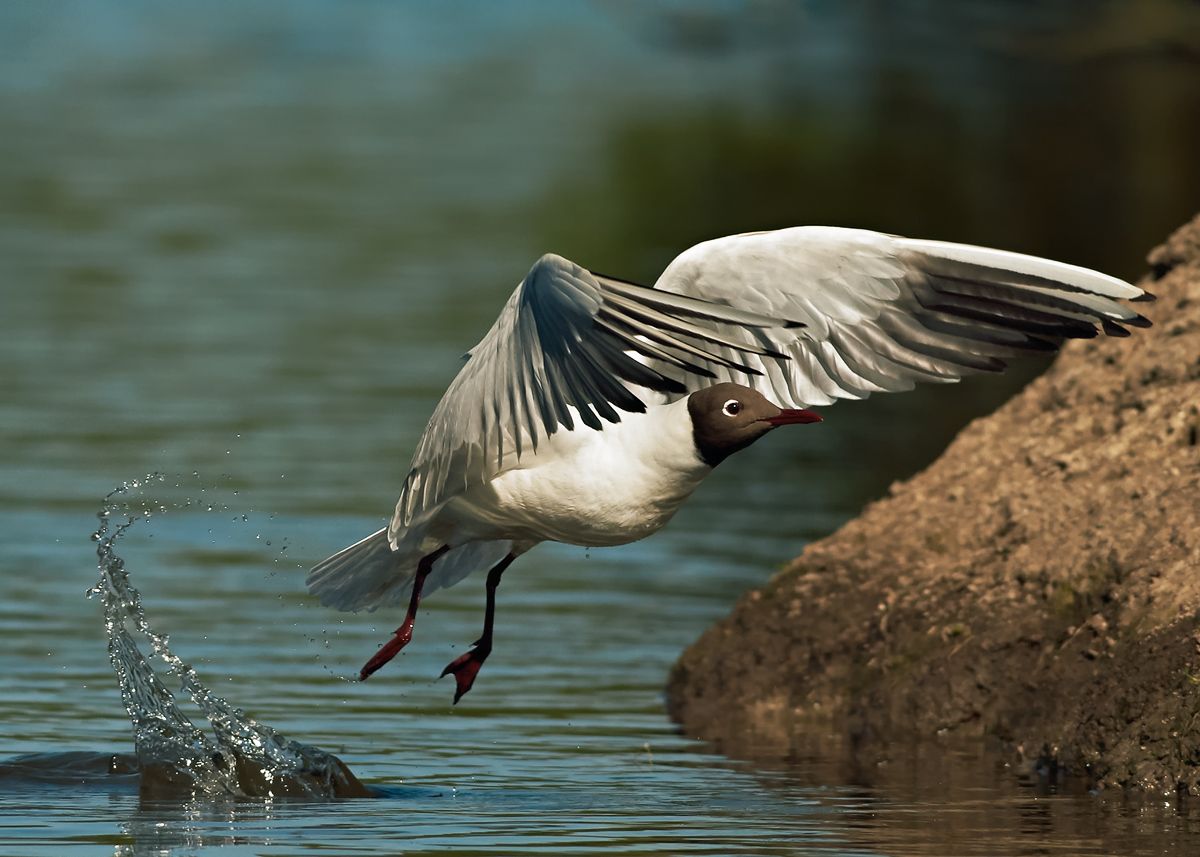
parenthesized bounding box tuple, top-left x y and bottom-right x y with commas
(667, 213, 1200, 792)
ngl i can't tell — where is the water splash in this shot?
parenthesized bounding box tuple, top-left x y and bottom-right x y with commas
(88, 476, 371, 800)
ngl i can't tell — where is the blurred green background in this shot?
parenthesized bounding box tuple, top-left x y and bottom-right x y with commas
(2, 0, 1198, 522)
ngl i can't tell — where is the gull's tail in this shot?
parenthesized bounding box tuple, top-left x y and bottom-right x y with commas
(306, 529, 513, 613)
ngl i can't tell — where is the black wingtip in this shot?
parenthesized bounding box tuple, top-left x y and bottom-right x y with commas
(1101, 319, 1131, 337)
(1125, 313, 1153, 329)
(784, 320, 807, 329)
(1130, 290, 1158, 302)
(1020, 336, 1059, 352)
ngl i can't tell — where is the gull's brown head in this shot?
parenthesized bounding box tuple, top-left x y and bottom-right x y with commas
(687, 382, 821, 467)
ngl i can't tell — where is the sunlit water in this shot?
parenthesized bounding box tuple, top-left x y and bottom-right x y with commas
(5, 2, 1200, 855)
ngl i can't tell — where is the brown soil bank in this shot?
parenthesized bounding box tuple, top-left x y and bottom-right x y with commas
(667, 214, 1200, 792)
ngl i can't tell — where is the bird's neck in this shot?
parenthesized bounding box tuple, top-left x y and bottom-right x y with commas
(613, 396, 711, 478)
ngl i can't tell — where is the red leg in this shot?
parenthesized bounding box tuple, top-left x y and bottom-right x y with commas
(359, 544, 451, 681)
(440, 552, 515, 703)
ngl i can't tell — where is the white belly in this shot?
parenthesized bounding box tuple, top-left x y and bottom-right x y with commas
(439, 397, 711, 548)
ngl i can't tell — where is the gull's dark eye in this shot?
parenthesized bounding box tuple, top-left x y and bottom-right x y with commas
(722, 399, 742, 417)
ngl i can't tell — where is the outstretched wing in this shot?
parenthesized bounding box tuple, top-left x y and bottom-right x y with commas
(650, 226, 1151, 408)
(392, 230, 1151, 533)
(390, 254, 793, 531)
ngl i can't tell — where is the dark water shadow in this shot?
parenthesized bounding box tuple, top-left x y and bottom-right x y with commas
(0, 751, 141, 792)
(0, 750, 445, 803)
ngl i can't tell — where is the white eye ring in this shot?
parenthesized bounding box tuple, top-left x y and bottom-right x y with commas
(722, 399, 742, 416)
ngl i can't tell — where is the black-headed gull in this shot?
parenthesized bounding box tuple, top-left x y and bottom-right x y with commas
(308, 227, 1150, 701)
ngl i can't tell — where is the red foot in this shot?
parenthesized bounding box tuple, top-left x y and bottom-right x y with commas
(359, 627, 413, 681)
(440, 644, 491, 703)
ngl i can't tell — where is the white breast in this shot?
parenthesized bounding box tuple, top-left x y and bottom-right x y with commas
(440, 397, 711, 548)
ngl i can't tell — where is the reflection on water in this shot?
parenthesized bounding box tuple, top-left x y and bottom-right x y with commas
(4, 2, 1200, 855)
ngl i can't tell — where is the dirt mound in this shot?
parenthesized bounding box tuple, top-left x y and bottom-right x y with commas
(667, 214, 1200, 792)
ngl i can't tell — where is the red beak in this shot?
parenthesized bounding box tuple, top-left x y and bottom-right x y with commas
(761, 408, 822, 426)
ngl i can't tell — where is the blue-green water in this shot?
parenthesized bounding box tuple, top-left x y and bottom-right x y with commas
(4, 2, 1200, 854)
